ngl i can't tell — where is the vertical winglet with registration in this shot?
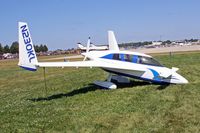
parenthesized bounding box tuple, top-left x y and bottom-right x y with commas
(18, 22, 38, 71)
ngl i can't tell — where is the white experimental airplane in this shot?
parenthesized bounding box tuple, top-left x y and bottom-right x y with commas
(18, 22, 188, 89)
(77, 38, 108, 51)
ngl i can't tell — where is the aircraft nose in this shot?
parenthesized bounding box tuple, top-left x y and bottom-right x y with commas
(173, 73, 188, 84)
(180, 76, 188, 84)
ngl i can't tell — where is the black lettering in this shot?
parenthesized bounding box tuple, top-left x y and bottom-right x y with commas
(22, 31, 29, 38)
(24, 37, 31, 44)
(26, 44, 32, 51)
(29, 56, 35, 63)
(27, 50, 34, 57)
(20, 25, 27, 33)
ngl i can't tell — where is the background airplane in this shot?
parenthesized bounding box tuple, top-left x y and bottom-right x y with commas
(18, 22, 188, 89)
(77, 37, 108, 51)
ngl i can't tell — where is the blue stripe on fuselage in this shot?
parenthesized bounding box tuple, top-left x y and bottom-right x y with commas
(102, 68, 170, 85)
(148, 68, 161, 81)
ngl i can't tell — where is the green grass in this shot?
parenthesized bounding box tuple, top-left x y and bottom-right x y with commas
(0, 53, 200, 132)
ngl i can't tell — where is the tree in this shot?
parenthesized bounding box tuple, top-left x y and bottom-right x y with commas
(38, 44, 48, 52)
(0, 43, 3, 54)
(10, 41, 19, 54)
(34, 45, 40, 53)
(43, 45, 48, 52)
(3, 45, 10, 53)
(39, 44, 44, 52)
(33, 44, 48, 52)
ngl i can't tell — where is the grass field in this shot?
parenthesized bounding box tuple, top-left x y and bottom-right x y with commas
(0, 52, 200, 132)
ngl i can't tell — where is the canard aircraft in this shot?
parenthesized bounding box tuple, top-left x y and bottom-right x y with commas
(18, 22, 188, 89)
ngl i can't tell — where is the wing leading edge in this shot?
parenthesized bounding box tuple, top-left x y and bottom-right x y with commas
(37, 60, 146, 72)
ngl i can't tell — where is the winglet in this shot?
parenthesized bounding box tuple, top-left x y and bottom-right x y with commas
(108, 31, 119, 51)
(18, 22, 38, 71)
(86, 37, 90, 53)
(83, 37, 91, 61)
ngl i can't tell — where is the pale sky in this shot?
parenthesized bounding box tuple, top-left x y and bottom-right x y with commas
(0, 0, 200, 50)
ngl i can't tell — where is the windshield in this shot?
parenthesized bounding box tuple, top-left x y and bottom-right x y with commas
(138, 56, 163, 67)
(101, 53, 163, 67)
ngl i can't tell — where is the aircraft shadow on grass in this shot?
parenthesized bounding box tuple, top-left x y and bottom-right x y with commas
(156, 84, 170, 90)
(29, 80, 169, 102)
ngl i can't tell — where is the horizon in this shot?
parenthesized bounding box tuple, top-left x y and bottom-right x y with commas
(0, 0, 200, 50)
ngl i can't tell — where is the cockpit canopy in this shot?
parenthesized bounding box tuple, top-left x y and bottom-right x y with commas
(101, 53, 163, 67)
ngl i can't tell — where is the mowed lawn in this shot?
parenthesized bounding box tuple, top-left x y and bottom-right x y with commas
(0, 52, 200, 132)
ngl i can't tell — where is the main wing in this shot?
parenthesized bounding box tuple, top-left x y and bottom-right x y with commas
(37, 60, 146, 72)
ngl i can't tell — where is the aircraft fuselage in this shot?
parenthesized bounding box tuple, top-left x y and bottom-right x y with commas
(84, 50, 188, 84)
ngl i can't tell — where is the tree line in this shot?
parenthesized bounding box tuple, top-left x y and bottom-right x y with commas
(0, 42, 48, 54)
(119, 41, 152, 48)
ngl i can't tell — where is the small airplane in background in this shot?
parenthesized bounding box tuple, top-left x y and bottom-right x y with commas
(18, 22, 188, 89)
(77, 38, 108, 51)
